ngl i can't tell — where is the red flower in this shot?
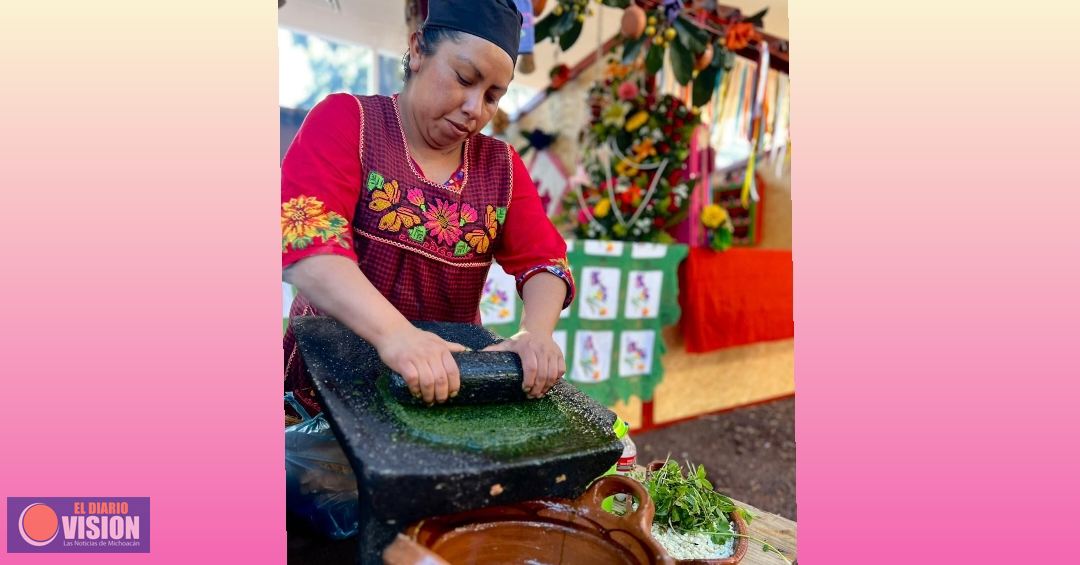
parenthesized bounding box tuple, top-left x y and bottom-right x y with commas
(549, 64, 571, 90)
(726, 22, 757, 51)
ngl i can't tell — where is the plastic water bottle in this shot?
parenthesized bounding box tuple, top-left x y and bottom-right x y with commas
(617, 433, 637, 474)
(608, 418, 638, 514)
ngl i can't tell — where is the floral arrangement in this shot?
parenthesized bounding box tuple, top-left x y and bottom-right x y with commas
(561, 59, 701, 241)
(700, 203, 733, 251)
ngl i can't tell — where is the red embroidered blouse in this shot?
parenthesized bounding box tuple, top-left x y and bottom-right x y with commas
(282, 93, 574, 413)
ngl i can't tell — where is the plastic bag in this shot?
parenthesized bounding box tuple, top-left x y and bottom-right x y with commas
(285, 392, 359, 539)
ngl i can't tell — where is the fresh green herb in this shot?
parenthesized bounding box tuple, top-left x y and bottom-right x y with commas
(631, 459, 738, 545)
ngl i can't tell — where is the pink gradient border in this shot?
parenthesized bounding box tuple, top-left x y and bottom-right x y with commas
(0, 1, 284, 563)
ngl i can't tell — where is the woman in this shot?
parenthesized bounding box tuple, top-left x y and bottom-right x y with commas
(282, 0, 575, 415)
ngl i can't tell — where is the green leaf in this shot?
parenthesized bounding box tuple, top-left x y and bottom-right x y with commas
(559, 19, 584, 51)
(645, 42, 665, 76)
(737, 507, 754, 525)
(692, 63, 720, 107)
(535, 12, 556, 42)
(744, 8, 768, 27)
(552, 10, 576, 37)
(622, 35, 646, 64)
(672, 17, 708, 53)
(601, 0, 630, 7)
(669, 37, 694, 85)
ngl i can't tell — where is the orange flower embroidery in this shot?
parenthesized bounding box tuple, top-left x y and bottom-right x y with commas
(282, 195, 350, 252)
(464, 229, 491, 254)
(370, 179, 421, 233)
(485, 205, 499, 238)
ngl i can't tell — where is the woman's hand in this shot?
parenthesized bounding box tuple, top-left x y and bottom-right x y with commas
(374, 324, 466, 405)
(483, 331, 565, 399)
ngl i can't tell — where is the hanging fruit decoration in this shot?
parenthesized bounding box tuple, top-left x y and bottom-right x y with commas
(694, 43, 713, 71)
(621, 5, 646, 39)
(537, 0, 768, 108)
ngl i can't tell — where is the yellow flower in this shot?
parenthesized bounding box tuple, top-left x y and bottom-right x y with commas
(282, 195, 350, 252)
(625, 111, 649, 132)
(282, 195, 332, 244)
(614, 158, 638, 177)
(594, 198, 611, 218)
(701, 204, 730, 229)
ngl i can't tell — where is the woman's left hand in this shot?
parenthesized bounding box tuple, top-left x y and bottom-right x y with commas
(483, 331, 566, 399)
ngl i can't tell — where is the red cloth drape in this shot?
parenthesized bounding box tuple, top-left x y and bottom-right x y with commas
(679, 247, 793, 352)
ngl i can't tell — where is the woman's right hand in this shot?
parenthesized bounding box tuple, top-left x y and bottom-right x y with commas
(374, 324, 466, 405)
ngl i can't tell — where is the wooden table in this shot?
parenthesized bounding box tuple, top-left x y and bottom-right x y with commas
(729, 498, 797, 565)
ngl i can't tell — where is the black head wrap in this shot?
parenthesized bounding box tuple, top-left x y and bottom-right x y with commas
(424, 0, 524, 64)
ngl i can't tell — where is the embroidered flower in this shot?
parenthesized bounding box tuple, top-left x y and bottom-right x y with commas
(282, 195, 350, 251)
(369, 179, 421, 233)
(406, 188, 426, 208)
(459, 203, 478, 226)
(485, 205, 499, 238)
(617, 81, 639, 101)
(424, 198, 462, 246)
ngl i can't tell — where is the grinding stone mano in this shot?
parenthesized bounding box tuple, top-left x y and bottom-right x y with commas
(386, 350, 529, 406)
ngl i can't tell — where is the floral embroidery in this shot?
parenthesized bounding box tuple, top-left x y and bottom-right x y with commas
(464, 229, 491, 254)
(424, 198, 462, 246)
(623, 339, 649, 373)
(369, 179, 422, 233)
(485, 205, 499, 238)
(363, 175, 501, 259)
(579, 335, 602, 381)
(585, 270, 610, 316)
(459, 203, 478, 226)
(282, 195, 351, 252)
(406, 188, 426, 208)
(479, 279, 512, 319)
(630, 273, 652, 317)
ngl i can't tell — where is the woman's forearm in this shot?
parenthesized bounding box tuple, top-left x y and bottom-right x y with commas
(283, 254, 411, 349)
(519, 272, 568, 336)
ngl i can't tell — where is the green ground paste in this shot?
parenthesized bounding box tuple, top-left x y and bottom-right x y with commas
(377, 377, 605, 459)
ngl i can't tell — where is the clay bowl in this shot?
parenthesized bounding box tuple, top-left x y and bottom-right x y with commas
(384, 474, 674, 564)
(645, 461, 749, 565)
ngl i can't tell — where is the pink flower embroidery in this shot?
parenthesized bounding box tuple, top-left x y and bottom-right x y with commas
(407, 188, 425, 207)
(459, 203, 478, 225)
(424, 198, 462, 246)
(618, 81, 639, 101)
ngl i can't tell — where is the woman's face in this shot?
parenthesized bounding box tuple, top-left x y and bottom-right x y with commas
(406, 32, 514, 151)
